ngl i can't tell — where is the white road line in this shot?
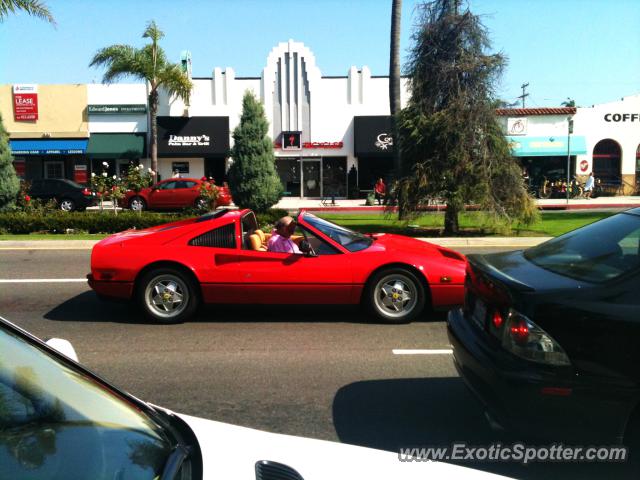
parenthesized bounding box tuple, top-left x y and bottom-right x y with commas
(0, 279, 87, 283)
(392, 349, 453, 355)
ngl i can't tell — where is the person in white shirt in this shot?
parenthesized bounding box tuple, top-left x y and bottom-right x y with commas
(584, 172, 595, 199)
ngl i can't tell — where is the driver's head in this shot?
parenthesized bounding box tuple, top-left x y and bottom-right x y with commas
(275, 216, 296, 238)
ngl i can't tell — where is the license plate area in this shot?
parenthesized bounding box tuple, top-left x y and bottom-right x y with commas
(471, 298, 487, 329)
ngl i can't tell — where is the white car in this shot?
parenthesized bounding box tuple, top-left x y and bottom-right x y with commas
(0, 317, 508, 479)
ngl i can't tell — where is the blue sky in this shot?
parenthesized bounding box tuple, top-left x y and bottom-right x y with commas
(1, 0, 638, 107)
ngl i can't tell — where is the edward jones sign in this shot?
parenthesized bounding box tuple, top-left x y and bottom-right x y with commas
(13, 84, 38, 121)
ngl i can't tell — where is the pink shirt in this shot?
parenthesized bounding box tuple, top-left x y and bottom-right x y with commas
(267, 233, 301, 254)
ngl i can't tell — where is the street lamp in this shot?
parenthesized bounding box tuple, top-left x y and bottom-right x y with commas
(566, 117, 574, 204)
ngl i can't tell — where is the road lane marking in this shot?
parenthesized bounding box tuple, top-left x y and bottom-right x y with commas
(0, 279, 87, 283)
(392, 349, 453, 355)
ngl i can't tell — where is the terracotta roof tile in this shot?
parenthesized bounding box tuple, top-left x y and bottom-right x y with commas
(495, 107, 577, 116)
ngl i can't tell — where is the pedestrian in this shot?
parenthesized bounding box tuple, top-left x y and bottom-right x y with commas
(584, 172, 595, 199)
(172, 169, 181, 178)
(374, 178, 386, 205)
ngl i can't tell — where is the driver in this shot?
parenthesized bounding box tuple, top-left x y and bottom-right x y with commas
(267, 216, 301, 254)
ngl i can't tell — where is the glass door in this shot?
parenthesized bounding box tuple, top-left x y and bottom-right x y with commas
(302, 160, 321, 198)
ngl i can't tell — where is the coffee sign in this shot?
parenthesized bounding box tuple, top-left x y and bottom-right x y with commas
(13, 84, 38, 121)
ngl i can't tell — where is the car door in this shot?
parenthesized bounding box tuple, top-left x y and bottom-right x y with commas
(174, 180, 199, 208)
(147, 181, 177, 209)
(234, 224, 354, 304)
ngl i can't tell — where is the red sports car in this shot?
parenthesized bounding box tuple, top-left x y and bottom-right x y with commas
(124, 178, 232, 211)
(88, 209, 466, 323)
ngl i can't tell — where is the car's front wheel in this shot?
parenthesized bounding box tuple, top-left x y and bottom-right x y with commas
(364, 268, 426, 323)
(137, 268, 199, 323)
(129, 196, 146, 211)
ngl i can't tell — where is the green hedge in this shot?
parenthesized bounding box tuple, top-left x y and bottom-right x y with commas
(0, 208, 290, 235)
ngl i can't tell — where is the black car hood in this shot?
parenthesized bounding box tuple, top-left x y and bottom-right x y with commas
(469, 250, 589, 293)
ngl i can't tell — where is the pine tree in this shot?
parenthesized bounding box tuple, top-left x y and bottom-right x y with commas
(397, 0, 537, 234)
(0, 113, 20, 211)
(228, 91, 282, 212)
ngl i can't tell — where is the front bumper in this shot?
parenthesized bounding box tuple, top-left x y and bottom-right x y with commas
(447, 308, 633, 443)
(87, 273, 134, 300)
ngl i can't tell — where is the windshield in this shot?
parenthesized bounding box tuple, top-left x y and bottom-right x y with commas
(302, 213, 372, 252)
(524, 212, 640, 283)
(0, 325, 173, 479)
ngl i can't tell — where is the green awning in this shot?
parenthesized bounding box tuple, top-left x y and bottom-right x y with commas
(506, 135, 587, 157)
(87, 133, 146, 159)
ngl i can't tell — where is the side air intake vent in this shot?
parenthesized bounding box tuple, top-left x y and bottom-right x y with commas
(189, 223, 236, 248)
(255, 460, 305, 480)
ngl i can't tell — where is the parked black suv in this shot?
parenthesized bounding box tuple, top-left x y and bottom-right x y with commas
(29, 179, 97, 211)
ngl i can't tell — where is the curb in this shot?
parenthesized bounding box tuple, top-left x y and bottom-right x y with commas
(0, 237, 550, 250)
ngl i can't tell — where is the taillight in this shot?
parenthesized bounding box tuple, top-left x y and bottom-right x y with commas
(508, 315, 528, 344)
(82, 188, 91, 196)
(502, 309, 570, 366)
(492, 310, 504, 329)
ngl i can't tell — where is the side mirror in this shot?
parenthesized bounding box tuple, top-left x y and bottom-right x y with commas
(45, 338, 79, 362)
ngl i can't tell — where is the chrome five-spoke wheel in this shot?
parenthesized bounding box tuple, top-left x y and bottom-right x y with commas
(138, 268, 198, 323)
(366, 268, 426, 323)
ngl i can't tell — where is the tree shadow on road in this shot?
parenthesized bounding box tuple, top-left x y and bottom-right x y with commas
(43, 291, 446, 325)
(332, 377, 632, 480)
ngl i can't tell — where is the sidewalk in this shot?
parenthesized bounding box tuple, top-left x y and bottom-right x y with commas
(273, 196, 640, 212)
(0, 237, 550, 250)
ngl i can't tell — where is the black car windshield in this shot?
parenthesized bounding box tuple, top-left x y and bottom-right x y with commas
(302, 213, 372, 252)
(525, 212, 640, 283)
(0, 324, 174, 479)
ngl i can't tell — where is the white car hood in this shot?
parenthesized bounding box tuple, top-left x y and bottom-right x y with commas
(177, 413, 511, 480)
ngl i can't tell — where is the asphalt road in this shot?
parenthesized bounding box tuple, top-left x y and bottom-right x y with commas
(0, 247, 634, 479)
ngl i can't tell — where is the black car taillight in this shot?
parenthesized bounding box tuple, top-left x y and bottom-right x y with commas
(501, 309, 570, 366)
(82, 188, 91, 196)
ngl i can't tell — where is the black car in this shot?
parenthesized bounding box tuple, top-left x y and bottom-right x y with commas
(448, 208, 640, 449)
(29, 179, 96, 211)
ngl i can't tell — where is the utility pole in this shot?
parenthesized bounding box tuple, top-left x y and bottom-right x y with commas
(518, 83, 530, 108)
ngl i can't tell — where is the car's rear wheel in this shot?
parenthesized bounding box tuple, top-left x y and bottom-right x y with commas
(137, 268, 199, 324)
(59, 198, 75, 212)
(365, 268, 426, 323)
(129, 196, 146, 211)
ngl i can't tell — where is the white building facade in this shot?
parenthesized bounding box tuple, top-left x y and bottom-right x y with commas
(157, 40, 408, 197)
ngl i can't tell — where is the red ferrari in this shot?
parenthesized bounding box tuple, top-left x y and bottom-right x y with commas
(88, 209, 467, 323)
(124, 178, 232, 211)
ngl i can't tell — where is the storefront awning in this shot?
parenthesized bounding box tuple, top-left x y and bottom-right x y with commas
(506, 135, 587, 157)
(354, 116, 394, 157)
(9, 139, 88, 155)
(87, 133, 146, 159)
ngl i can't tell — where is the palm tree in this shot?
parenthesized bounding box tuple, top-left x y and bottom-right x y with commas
(389, 0, 403, 216)
(0, 0, 55, 24)
(90, 21, 192, 182)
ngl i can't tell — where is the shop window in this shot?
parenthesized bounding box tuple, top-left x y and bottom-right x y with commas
(44, 161, 64, 179)
(276, 158, 301, 196)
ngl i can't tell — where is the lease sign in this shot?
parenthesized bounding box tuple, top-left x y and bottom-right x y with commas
(13, 84, 38, 121)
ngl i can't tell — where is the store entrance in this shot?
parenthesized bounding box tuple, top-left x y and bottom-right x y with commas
(205, 157, 226, 184)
